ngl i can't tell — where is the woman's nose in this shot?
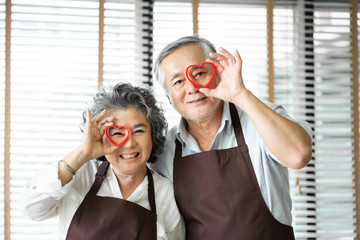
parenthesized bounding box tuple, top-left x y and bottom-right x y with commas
(123, 133, 136, 148)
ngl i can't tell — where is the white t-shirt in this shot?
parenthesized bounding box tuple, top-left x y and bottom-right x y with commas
(151, 101, 313, 226)
(20, 159, 185, 240)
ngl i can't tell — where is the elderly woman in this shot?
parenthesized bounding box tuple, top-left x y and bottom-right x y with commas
(20, 82, 185, 240)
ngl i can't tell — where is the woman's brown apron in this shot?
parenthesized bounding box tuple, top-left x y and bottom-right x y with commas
(173, 103, 295, 240)
(66, 160, 157, 240)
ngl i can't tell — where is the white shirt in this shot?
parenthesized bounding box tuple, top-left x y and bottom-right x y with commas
(151, 101, 313, 226)
(20, 159, 185, 240)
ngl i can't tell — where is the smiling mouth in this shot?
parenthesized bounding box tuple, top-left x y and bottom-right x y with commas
(120, 153, 139, 159)
(188, 97, 207, 104)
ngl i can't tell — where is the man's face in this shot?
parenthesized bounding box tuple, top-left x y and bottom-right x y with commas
(160, 44, 221, 121)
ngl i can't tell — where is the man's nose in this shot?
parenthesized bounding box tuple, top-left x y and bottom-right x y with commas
(185, 79, 199, 94)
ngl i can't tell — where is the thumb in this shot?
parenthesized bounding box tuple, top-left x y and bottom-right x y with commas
(199, 87, 216, 97)
(104, 145, 119, 155)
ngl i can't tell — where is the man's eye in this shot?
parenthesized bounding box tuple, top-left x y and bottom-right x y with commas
(174, 79, 183, 86)
(195, 71, 206, 79)
(112, 132, 125, 136)
(134, 130, 145, 134)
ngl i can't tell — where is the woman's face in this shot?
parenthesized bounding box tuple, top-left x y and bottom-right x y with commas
(103, 107, 152, 177)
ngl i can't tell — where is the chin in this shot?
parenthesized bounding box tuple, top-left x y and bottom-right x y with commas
(189, 102, 222, 121)
(184, 109, 214, 121)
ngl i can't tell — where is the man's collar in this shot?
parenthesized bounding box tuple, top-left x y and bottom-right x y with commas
(221, 101, 233, 135)
(175, 101, 233, 145)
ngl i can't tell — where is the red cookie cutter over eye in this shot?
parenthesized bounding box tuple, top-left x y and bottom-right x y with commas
(185, 62, 216, 88)
(105, 125, 129, 147)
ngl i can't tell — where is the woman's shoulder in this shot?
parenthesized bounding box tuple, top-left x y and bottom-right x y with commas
(71, 159, 103, 189)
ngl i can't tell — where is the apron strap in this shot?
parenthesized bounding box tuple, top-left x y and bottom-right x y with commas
(146, 167, 157, 214)
(174, 103, 246, 156)
(229, 103, 247, 148)
(175, 138, 182, 158)
(85, 161, 156, 213)
(85, 160, 110, 199)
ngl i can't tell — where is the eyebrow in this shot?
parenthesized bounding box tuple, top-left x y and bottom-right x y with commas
(133, 123, 148, 129)
(169, 73, 181, 82)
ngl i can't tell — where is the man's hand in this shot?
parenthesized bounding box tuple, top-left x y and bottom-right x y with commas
(200, 47, 246, 104)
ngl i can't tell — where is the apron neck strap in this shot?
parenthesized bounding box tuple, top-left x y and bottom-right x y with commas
(229, 103, 246, 147)
(87, 160, 110, 197)
(146, 167, 156, 213)
(175, 138, 182, 158)
(174, 103, 246, 155)
(87, 161, 156, 213)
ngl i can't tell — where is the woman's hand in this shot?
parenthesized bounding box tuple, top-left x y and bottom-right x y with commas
(58, 109, 118, 185)
(199, 47, 247, 104)
(78, 109, 119, 163)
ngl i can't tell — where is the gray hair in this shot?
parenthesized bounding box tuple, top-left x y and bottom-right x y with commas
(153, 35, 217, 92)
(82, 82, 167, 163)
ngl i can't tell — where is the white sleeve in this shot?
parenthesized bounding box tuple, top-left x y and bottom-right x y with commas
(264, 102, 313, 163)
(166, 217, 186, 240)
(19, 161, 74, 221)
(272, 103, 313, 139)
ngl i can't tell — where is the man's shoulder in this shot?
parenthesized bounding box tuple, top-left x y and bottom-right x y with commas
(165, 124, 178, 143)
(167, 124, 178, 135)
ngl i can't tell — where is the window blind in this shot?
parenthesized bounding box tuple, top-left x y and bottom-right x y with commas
(3, 0, 152, 239)
(274, 0, 356, 239)
(273, 1, 317, 238)
(9, 0, 99, 238)
(152, 1, 193, 128)
(102, 0, 153, 89)
(1, 1, 6, 239)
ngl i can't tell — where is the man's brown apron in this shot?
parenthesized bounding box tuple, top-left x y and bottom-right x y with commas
(173, 103, 295, 240)
(66, 160, 157, 240)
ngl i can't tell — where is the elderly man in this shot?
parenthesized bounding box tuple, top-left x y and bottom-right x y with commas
(151, 35, 312, 240)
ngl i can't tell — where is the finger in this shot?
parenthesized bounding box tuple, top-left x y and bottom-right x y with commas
(199, 87, 215, 98)
(233, 49, 242, 66)
(206, 58, 224, 73)
(104, 145, 120, 155)
(85, 110, 91, 129)
(98, 116, 114, 130)
(99, 122, 114, 136)
(209, 52, 229, 66)
(93, 109, 107, 123)
(219, 47, 236, 64)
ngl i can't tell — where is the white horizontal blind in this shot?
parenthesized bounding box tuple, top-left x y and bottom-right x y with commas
(308, 1, 354, 238)
(9, 0, 100, 239)
(103, 0, 152, 89)
(0, 1, 6, 239)
(273, 1, 316, 238)
(152, 1, 193, 128)
(5, 0, 152, 238)
(198, 1, 268, 101)
(274, 0, 356, 239)
(103, 0, 137, 88)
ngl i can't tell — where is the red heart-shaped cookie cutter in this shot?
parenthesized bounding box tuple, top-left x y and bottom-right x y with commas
(185, 62, 216, 88)
(105, 125, 129, 147)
